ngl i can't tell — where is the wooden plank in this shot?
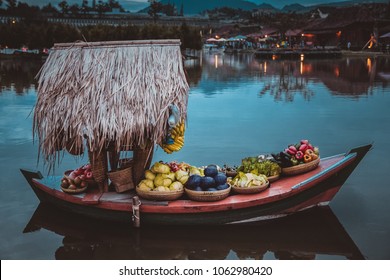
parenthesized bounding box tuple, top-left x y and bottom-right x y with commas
(82, 189, 103, 205)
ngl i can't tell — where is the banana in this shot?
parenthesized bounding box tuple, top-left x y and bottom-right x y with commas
(175, 137, 184, 145)
(161, 120, 186, 154)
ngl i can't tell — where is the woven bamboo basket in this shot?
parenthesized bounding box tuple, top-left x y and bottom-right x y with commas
(136, 187, 184, 201)
(61, 186, 87, 194)
(225, 171, 238, 178)
(282, 157, 320, 176)
(108, 165, 134, 193)
(88, 150, 108, 192)
(267, 174, 280, 182)
(185, 186, 231, 202)
(64, 170, 97, 187)
(232, 181, 269, 194)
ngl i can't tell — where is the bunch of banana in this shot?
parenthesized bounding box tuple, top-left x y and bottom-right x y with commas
(161, 121, 185, 154)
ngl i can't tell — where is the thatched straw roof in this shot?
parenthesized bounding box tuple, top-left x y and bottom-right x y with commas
(34, 40, 189, 166)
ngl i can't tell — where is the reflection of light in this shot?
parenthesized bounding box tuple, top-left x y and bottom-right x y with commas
(367, 58, 372, 73)
(334, 67, 340, 77)
(300, 54, 304, 62)
(272, 55, 276, 60)
(300, 61, 304, 75)
(215, 54, 218, 69)
(264, 61, 267, 74)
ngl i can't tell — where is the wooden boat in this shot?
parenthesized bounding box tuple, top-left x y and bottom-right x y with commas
(20, 144, 371, 226)
(24, 203, 364, 260)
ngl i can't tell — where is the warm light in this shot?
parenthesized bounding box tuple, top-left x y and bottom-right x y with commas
(301, 33, 305, 37)
(272, 55, 277, 60)
(12, 20, 16, 24)
(336, 31, 342, 37)
(300, 54, 305, 62)
(264, 61, 267, 74)
(334, 67, 340, 77)
(367, 58, 372, 73)
(265, 35, 268, 38)
(300, 61, 304, 75)
(214, 54, 218, 69)
(276, 44, 280, 48)
(215, 35, 220, 39)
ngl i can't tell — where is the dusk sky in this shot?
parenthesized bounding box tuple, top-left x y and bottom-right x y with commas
(13, 0, 349, 12)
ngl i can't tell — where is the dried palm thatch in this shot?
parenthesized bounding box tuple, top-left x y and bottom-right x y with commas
(34, 40, 189, 168)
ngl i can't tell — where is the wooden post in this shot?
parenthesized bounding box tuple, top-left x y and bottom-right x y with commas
(132, 142, 154, 186)
(132, 196, 141, 228)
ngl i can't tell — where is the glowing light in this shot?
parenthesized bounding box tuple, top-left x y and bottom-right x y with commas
(367, 58, 372, 73)
(215, 54, 218, 69)
(300, 54, 305, 62)
(300, 61, 304, 75)
(264, 61, 267, 74)
(334, 67, 340, 77)
(272, 55, 277, 60)
(336, 31, 342, 37)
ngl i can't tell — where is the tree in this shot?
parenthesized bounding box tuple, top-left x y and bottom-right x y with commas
(42, 3, 59, 15)
(58, 1, 69, 15)
(81, 0, 88, 15)
(69, 4, 80, 16)
(148, 0, 162, 22)
(6, 0, 17, 11)
(180, 2, 184, 16)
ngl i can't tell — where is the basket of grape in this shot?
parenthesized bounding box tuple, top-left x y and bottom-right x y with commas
(237, 155, 281, 182)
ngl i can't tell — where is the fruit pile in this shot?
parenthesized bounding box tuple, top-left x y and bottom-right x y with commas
(185, 165, 229, 192)
(137, 161, 190, 192)
(228, 172, 268, 188)
(237, 156, 281, 178)
(160, 121, 186, 154)
(272, 140, 320, 168)
(61, 164, 93, 191)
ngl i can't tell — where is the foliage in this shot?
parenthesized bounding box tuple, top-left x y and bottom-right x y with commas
(0, 21, 203, 50)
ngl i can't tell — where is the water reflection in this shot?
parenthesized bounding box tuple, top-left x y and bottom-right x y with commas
(0, 59, 42, 95)
(259, 61, 314, 102)
(190, 53, 390, 98)
(24, 204, 364, 260)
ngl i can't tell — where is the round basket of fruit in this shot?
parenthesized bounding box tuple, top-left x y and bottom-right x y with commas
(229, 172, 269, 194)
(184, 165, 231, 202)
(135, 161, 190, 201)
(237, 155, 281, 183)
(61, 170, 90, 194)
(273, 140, 320, 176)
(136, 185, 184, 201)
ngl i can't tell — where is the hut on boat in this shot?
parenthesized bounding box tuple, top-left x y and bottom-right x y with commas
(33, 40, 189, 192)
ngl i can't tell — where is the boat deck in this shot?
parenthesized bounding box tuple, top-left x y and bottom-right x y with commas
(35, 154, 347, 213)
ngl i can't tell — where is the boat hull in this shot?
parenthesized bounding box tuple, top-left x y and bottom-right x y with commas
(21, 144, 371, 225)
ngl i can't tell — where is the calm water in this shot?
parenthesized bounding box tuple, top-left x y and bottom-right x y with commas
(0, 53, 389, 260)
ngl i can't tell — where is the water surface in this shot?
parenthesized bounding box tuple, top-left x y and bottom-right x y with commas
(0, 54, 389, 259)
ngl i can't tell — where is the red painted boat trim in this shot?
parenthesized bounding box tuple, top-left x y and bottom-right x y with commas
(31, 153, 355, 215)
